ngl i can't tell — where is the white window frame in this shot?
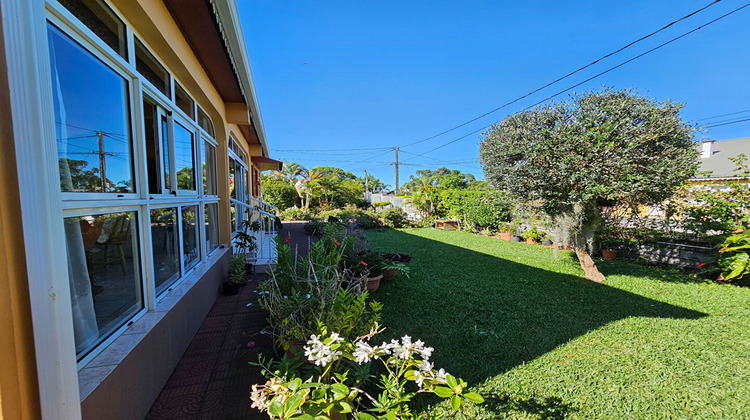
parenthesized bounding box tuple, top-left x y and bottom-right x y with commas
(17, 0, 227, 390)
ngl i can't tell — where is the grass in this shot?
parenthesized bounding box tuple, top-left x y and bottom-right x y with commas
(365, 228, 750, 419)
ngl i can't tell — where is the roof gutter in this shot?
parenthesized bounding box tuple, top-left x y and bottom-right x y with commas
(209, 0, 269, 157)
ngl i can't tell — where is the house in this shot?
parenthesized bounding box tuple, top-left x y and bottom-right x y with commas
(691, 138, 750, 185)
(0, 0, 281, 418)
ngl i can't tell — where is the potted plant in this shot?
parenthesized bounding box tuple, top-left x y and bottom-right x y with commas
(524, 226, 545, 244)
(223, 254, 246, 295)
(358, 252, 384, 292)
(234, 219, 261, 273)
(381, 260, 410, 282)
(600, 237, 620, 261)
(497, 222, 513, 241)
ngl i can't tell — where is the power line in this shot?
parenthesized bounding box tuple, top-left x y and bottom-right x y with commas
(397, 0, 723, 149)
(705, 116, 750, 128)
(697, 108, 750, 121)
(401, 2, 750, 163)
(272, 146, 393, 153)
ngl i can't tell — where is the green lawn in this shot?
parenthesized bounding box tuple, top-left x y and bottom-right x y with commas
(365, 228, 750, 419)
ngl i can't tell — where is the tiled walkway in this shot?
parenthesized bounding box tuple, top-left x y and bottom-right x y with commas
(146, 221, 312, 419)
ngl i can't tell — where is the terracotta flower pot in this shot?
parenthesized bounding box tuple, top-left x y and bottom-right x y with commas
(499, 232, 512, 241)
(602, 248, 618, 261)
(382, 268, 398, 282)
(283, 341, 305, 359)
(366, 274, 383, 292)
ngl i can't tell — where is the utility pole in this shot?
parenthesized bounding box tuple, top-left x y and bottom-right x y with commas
(97, 130, 107, 192)
(364, 169, 369, 194)
(394, 146, 399, 195)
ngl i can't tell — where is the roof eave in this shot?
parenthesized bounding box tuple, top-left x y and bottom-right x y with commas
(210, 0, 269, 157)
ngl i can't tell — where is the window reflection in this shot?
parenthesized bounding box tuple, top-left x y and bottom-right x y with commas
(205, 203, 219, 253)
(182, 206, 199, 269)
(57, 0, 127, 59)
(64, 212, 142, 359)
(203, 140, 217, 195)
(48, 23, 133, 193)
(151, 208, 179, 295)
(174, 121, 195, 191)
(135, 37, 169, 97)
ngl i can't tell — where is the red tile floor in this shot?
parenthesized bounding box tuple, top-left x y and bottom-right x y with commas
(146, 222, 313, 419)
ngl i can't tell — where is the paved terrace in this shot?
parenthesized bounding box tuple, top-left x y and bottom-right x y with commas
(147, 221, 314, 419)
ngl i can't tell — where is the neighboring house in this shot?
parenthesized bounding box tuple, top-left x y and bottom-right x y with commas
(691, 138, 750, 185)
(0, 0, 280, 419)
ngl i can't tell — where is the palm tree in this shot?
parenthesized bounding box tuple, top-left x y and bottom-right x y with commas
(408, 174, 438, 216)
(294, 167, 323, 209)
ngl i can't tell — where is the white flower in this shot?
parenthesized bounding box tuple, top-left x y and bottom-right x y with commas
(250, 384, 270, 410)
(304, 333, 343, 366)
(435, 368, 448, 383)
(419, 360, 433, 373)
(353, 341, 377, 364)
(413, 370, 426, 388)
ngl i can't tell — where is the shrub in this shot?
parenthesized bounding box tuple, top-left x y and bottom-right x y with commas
(381, 207, 409, 228)
(303, 220, 327, 236)
(227, 254, 246, 285)
(279, 207, 312, 221)
(372, 201, 390, 208)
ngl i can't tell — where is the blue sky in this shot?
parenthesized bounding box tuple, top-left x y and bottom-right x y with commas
(238, 1, 750, 189)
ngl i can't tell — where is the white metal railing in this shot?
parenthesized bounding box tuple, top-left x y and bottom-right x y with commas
(230, 197, 278, 266)
(248, 195, 277, 215)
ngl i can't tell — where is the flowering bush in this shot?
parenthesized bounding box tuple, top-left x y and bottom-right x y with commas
(251, 327, 483, 419)
(701, 217, 750, 284)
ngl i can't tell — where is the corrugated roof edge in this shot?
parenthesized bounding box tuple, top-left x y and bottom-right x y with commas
(210, 0, 269, 158)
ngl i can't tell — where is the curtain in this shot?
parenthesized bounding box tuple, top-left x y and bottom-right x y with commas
(49, 28, 99, 354)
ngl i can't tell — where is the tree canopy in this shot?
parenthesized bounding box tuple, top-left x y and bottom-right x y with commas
(479, 88, 699, 282)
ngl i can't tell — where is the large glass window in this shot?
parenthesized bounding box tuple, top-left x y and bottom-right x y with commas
(205, 203, 219, 253)
(202, 139, 217, 195)
(174, 120, 196, 191)
(182, 205, 199, 269)
(47, 5, 229, 361)
(57, 0, 127, 59)
(64, 211, 142, 359)
(135, 37, 169, 97)
(197, 107, 215, 138)
(174, 82, 194, 119)
(151, 208, 180, 295)
(48, 23, 134, 193)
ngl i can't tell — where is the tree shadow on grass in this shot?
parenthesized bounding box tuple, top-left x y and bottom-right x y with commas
(366, 229, 707, 414)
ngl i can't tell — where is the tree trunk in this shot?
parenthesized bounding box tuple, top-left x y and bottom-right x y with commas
(574, 246, 606, 283)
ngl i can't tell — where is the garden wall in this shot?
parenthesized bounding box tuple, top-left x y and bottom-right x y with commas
(616, 242, 713, 268)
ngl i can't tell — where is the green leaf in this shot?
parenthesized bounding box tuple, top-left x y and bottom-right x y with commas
(433, 386, 454, 398)
(289, 377, 303, 392)
(268, 400, 284, 417)
(330, 383, 350, 400)
(385, 412, 397, 420)
(284, 390, 306, 415)
(445, 374, 459, 389)
(354, 414, 378, 420)
(451, 394, 462, 410)
(338, 401, 353, 413)
(290, 415, 315, 420)
(462, 392, 485, 404)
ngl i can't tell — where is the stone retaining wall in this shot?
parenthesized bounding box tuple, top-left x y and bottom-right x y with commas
(615, 242, 714, 268)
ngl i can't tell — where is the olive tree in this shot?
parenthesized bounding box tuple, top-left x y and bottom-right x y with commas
(479, 89, 698, 282)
